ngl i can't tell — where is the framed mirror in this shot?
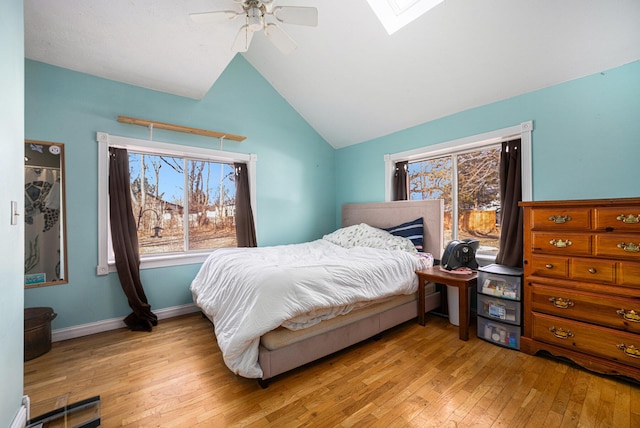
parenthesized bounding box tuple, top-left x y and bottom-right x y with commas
(24, 140, 68, 287)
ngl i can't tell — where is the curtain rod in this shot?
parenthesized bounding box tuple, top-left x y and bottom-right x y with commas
(117, 116, 246, 142)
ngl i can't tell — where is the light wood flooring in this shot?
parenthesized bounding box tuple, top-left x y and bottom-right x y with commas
(24, 312, 640, 427)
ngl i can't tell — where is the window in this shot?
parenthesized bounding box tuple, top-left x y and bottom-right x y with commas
(129, 152, 238, 255)
(97, 132, 256, 275)
(366, 0, 444, 34)
(385, 121, 533, 260)
(408, 145, 502, 256)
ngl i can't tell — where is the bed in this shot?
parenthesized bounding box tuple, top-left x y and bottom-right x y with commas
(190, 200, 444, 386)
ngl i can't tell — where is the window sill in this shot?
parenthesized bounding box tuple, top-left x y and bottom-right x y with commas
(101, 252, 211, 275)
(476, 253, 498, 268)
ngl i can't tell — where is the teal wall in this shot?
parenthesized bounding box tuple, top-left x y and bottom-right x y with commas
(335, 61, 640, 220)
(24, 54, 640, 335)
(0, 0, 25, 426)
(24, 57, 336, 329)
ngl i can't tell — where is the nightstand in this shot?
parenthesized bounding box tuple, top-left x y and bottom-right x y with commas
(415, 267, 478, 341)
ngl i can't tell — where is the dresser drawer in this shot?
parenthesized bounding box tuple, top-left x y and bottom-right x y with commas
(528, 255, 569, 279)
(571, 258, 616, 284)
(619, 260, 640, 287)
(595, 234, 640, 261)
(531, 232, 592, 256)
(530, 284, 640, 334)
(531, 312, 640, 369)
(594, 206, 640, 232)
(530, 208, 591, 230)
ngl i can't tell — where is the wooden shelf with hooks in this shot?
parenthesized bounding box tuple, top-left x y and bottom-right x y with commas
(117, 116, 246, 142)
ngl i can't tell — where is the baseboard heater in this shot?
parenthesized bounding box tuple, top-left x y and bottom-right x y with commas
(26, 396, 100, 428)
(10, 396, 30, 428)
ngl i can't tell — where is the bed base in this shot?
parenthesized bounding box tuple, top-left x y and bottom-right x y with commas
(257, 291, 440, 387)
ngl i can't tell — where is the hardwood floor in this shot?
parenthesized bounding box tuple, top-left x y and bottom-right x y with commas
(24, 313, 640, 427)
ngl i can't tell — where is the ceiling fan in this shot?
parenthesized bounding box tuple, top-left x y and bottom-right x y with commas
(189, 0, 318, 54)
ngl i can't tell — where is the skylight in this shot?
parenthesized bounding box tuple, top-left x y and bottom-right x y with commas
(366, 0, 444, 35)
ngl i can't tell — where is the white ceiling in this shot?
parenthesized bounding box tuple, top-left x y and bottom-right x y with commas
(24, 0, 640, 149)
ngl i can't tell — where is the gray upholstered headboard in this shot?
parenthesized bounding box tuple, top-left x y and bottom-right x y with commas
(341, 200, 444, 258)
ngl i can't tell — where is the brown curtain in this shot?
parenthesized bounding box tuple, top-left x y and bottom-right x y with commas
(234, 162, 257, 247)
(394, 161, 409, 201)
(495, 139, 523, 268)
(108, 147, 158, 331)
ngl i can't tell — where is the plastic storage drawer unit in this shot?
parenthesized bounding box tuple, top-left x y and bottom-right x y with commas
(477, 293, 521, 325)
(478, 265, 522, 300)
(476, 264, 523, 350)
(477, 316, 521, 350)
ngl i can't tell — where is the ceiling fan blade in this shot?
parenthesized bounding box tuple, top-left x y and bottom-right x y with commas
(264, 23, 297, 54)
(188, 0, 243, 22)
(271, 6, 318, 27)
(232, 25, 256, 52)
(189, 10, 242, 22)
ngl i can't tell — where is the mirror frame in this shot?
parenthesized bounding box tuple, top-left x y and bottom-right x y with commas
(24, 139, 68, 288)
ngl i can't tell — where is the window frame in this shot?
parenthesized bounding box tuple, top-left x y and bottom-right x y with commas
(96, 132, 257, 275)
(384, 121, 533, 261)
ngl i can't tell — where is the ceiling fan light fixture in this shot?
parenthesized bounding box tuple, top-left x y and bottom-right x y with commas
(247, 6, 263, 31)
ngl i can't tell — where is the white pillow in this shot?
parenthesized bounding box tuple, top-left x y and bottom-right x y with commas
(323, 223, 417, 253)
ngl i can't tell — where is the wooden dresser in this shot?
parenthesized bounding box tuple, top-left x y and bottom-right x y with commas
(520, 198, 640, 382)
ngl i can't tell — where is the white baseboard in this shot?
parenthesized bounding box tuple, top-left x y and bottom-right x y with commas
(52, 304, 200, 342)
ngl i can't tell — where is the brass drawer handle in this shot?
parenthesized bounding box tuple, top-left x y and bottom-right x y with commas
(549, 297, 574, 309)
(588, 267, 597, 274)
(549, 215, 571, 224)
(617, 309, 640, 323)
(617, 242, 640, 253)
(545, 264, 553, 269)
(549, 239, 572, 248)
(616, 214, 640, 224)
(549, 326, 573, 339)
(617, 344, 640, 358)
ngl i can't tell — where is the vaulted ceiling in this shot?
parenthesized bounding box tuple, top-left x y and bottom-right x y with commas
(24, 0, 640, 148)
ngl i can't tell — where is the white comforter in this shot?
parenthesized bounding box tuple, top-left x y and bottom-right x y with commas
(190, 227, 427, 378)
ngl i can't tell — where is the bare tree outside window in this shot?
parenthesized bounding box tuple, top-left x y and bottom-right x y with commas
(129, 153, 237, 255)
(408, 145, 501, 255)
(409, 155, 452, 204)
(188, 160, 236, 251)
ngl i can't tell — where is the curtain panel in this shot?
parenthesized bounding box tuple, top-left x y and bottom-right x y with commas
(495, 139, 523, 267)
(108, 147, 158, 331)
(234, 162, 257, 247)
(393, 161, 409, 201)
